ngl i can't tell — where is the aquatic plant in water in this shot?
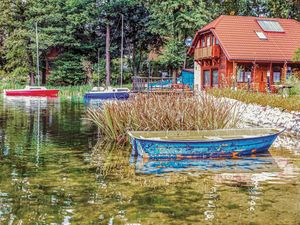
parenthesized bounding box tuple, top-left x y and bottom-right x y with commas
(86, 93, 241, 144)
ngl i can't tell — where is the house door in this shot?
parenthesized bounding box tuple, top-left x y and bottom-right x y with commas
(259, 68, 267, 92)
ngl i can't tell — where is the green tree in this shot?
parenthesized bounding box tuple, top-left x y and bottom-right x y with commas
(95, 0, 158, 83)
(149, 0, 210, 81)
(0, 0, 33, 83)
(48, 51, 86, 85)
(266, 0, 294, 18)
(28, 0, 97, 85)
(207, 0, 268, 17)
(159, 39, 186, 83)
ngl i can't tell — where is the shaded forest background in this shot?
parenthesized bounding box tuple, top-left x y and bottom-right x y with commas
(0, 0, 300, 86)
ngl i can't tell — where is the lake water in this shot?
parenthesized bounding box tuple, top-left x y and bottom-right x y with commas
(0, 96, 300, 225)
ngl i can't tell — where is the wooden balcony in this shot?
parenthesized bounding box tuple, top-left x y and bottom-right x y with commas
(194, 45, 220, 60)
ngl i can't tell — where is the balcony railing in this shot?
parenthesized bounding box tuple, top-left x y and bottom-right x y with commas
(194, 45, 220, 60)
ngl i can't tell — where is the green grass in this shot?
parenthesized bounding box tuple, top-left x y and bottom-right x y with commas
(210, 88, 300, 112)
(47, 85, 92, 99)
(51, 84, 132, 99)
(0, 81, 23, 92)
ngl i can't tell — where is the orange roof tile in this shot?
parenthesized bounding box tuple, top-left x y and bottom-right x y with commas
(190, 15, 300, 62)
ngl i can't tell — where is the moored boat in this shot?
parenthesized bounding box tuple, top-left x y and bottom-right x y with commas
(128, 128, 284, 159)
(84, 86, 130, 100)
(4, 86, 59, 97)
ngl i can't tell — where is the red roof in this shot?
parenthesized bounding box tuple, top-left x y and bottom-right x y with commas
(189, 15, 300, 62)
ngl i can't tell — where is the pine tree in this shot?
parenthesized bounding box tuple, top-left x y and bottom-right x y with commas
(27, 0, 98, 85)
(0, 0, 33, 83)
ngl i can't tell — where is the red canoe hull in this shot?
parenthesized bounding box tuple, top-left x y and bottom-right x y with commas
(5, 90, 59, 97)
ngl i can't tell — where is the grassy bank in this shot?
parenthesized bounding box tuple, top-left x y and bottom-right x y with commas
(48, 85, 92, 99)
(210, 88, 300, 112)
(87, 93, 241, 144)
(0, 82, 23, 92)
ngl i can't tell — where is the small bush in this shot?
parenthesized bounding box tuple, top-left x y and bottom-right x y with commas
(86, 93, 241, 144)
(286, 74, 300, 95)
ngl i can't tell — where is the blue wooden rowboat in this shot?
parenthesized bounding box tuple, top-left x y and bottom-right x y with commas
(128, 128, 284, 160)
(84, 87, 130, 100)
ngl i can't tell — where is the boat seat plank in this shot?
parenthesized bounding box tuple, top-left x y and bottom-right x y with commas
(129, 128, 281, 142)
(204, 136, 223, 140)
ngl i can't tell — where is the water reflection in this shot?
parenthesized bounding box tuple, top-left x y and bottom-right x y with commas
(83, 98, 129, 109)
(3, 95, 60, 111)
(132, 154, 278, 174)
(0, 96, 97, 224)
(1, 96, 300, 224)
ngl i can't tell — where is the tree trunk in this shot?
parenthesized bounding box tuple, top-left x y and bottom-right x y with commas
(172, 68, 177, 84)
(27, 40, 34, 85)
(137, 46, 143, 76)
(132, 47, 137, 77)
(30, 72, 35, 85)
(105, 24, 111, 86)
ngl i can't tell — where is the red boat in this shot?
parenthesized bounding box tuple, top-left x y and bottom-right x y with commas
(4, 86, 59, 97)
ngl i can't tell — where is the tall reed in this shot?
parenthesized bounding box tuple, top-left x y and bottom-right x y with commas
(87, 93, 241, 144)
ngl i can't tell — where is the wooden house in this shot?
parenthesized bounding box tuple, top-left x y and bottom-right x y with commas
(188, 15, 300, 92)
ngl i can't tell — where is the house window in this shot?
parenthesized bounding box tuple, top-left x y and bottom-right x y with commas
(203, 70, 210, 86)
(212, 37, 215, 46)
(215, 39, 219, 45)
(237, 68, 251, 83)
(202, 37, 205, 47)
(273, 72, 281, 83)
(245, 71, 251, 82)
(212, 70, 218, 87)
(207, 36, 211, 46)
(255, 31, 268, 40)
(237, 71, 243, 82)
(287, 67, 292, 80)
(257, 20, 284, 32)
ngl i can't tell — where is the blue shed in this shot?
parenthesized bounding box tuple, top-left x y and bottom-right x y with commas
(180, 69, 194, 89)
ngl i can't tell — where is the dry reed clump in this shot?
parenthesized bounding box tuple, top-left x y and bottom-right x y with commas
(86, 93, 241, 144)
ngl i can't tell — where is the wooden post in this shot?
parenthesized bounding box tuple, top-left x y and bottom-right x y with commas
(269, 63, 272, 92)
(105, 24, 111, 87)
(267, 63, 271, 93)
(194, 61, 202, 92)
(282, 62, 287, 84)
(232, 61, 237, 89)
(210, 68, 212, 88)
(120, 14, 124, 87)
(252, 62, 256, 92)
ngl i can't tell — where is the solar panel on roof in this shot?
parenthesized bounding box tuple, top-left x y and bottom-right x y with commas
(256, 31, 268, 40)
(257, 20, 284, 32)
